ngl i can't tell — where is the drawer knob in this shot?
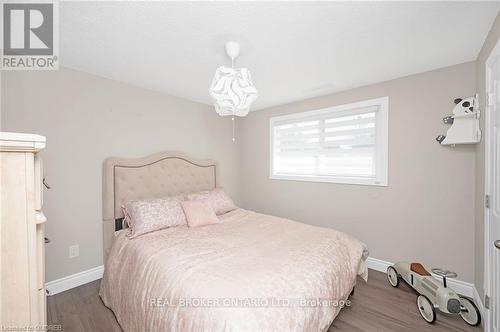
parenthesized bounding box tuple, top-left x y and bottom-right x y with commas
(44, 237, 50, 244)
(43, 177, 51, 189)
(35, 211, 47, 224)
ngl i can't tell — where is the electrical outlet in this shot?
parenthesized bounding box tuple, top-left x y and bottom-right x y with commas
(69, 245, 79, 258)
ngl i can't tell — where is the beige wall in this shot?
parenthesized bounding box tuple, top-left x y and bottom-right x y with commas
(240, 62, 477, 282)
(474, 12, 500, 300)
(0, 60, 482, 285)
(0, 67, 242, 282)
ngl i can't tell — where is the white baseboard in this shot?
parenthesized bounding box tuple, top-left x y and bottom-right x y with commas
(366, 257, 475, 298)
(366, 257, 390, 273)
(45, 265, 104, 296)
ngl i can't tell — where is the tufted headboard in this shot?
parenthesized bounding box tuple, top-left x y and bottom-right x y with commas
(102, 151, 216, 261)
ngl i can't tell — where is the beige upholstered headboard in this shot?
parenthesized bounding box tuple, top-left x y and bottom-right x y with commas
(102, 151, 216, 261)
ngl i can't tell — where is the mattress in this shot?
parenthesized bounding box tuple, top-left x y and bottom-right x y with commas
(99, 208, 368, 332)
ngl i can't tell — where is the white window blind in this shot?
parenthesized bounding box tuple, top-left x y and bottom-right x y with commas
(270, 97, 388, 186)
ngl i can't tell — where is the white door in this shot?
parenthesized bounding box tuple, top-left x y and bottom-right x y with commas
(487, 40, 500, 332)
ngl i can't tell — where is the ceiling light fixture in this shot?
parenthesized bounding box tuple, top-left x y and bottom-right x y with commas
(209, 41, 258, 142)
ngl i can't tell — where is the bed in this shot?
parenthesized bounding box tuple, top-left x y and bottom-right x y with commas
(99, 151, 368, 332)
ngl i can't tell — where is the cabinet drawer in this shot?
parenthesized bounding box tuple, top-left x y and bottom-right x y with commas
(36, 224, 45, 291)
(34, 154, 43, 210)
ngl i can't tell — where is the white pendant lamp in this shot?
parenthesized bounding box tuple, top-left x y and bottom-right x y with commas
(209, 41, 258, 141)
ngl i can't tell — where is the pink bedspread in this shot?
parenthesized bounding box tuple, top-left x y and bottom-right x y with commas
(100, 209, 368, 332)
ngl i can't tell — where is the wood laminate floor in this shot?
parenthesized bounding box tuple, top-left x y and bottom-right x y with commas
(47, 270, 481, 332)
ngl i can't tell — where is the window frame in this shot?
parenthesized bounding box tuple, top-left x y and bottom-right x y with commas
(269, 96, 389, 186)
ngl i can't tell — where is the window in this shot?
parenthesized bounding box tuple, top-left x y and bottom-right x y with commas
(270, 97, 388, 186)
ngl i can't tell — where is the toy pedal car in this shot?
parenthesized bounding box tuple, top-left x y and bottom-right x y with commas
(386, 262, 481, 326)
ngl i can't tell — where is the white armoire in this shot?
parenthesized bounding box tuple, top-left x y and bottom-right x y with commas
(1, 132, 47, 328)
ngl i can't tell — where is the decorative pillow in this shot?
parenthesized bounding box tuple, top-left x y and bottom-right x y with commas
(122, 195, 186, 238)
(185, 188, 237, 215)
(181, 200, 219, 228)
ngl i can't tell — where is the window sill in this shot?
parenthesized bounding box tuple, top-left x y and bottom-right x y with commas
(269, 174, 388, 186)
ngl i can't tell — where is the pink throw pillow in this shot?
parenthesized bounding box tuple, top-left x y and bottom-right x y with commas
(181, 200, 219, 228)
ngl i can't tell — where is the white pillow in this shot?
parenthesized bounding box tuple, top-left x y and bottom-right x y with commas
(185, 188, 237, 215)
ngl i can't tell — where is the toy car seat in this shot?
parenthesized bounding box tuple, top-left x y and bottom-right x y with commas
(410, 263, 431, 276)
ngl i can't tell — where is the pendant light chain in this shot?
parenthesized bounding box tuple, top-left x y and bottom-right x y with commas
(232, 116, 235, 142)
(231, 56, 235, 142)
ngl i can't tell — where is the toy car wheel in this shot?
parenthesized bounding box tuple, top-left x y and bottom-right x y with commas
(417, 295, 436, 323)
(386, 266, 399, 287)
(459, 297, 481, 326)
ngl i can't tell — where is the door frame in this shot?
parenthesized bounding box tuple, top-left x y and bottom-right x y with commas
(484, 37, 500, 332)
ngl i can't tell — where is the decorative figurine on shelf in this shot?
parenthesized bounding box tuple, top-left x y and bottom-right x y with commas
(386, 262, 481, 326)
(436, 96, 481, 145)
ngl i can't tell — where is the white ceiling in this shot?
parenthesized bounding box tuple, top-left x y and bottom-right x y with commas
(60, 2, 500, 111)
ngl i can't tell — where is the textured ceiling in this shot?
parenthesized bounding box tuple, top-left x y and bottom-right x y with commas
(60, 2, 499, 111)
